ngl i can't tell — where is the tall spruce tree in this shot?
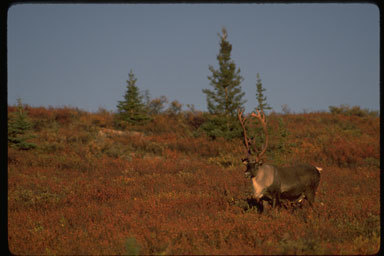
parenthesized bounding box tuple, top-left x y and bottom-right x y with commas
(200, 27, 245, 139)
(117, 70, 150, 124)
(255, 73, 271, 112)
(203, 27, 245, 116)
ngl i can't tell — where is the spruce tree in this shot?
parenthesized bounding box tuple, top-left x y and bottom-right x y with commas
(203, 27, 246, 116)
(8, 99, 36, 150)
(201, 27, 245, 139)
(248, 74, 271, 151)
(116, 70, 150, 125)
(255, 73, 271, 112)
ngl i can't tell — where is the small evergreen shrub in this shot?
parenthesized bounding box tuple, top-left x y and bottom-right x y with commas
(8, 99, 36, 150)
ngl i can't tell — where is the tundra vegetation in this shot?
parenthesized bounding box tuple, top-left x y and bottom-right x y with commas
(8, 103, 379, 255)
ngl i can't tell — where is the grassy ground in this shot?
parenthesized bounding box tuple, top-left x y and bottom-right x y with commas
(8, 106, 380, 255)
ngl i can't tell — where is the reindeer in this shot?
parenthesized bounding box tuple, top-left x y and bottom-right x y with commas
(237, 108, 322, 212)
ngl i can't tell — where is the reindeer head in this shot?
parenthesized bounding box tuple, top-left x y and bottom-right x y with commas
(238, 108, 269, 178)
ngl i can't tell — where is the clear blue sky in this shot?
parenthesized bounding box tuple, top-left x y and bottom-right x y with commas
(8, 3, 380, 113)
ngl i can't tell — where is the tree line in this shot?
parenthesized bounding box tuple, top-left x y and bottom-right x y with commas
(116, 27, 270, 139)
(9, 27, 378, 150)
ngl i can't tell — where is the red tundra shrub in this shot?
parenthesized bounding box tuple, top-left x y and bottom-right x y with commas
(8, 106, 380, 255)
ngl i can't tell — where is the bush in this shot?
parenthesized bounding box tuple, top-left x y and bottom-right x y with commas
(166, 100, 183, 116)
(185, 111, 207, 130)
(329, 104, 378, 117)
(90, 108, 114, 128)
(125, 237, 141, 256)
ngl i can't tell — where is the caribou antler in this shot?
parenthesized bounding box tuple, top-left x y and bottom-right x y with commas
(237, 108, 251, 156)
(238, 108, 269, 162)
(251, 109, 269, 162)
